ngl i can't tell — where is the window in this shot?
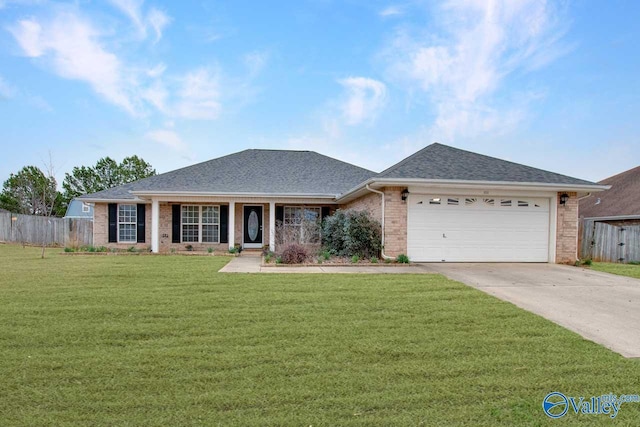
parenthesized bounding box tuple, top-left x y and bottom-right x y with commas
(465, 198, 477, 205)
(483, 198, 495, 206)
(517, 200, 529, 207)
(118, 204, 137, 243)
(429, 197, 441, 205)
(447, 198, 459, 206)
(182, 205, 220, 243)
(500, 199, 512, 207)
(283, 206, 321, 243)
(82, 203, 90, 213)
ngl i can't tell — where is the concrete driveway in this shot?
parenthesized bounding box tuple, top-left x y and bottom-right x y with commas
(424, 263, 640, 358)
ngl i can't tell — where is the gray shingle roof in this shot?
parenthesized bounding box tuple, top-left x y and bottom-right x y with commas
(79, 149, 375, 200)
(377, 143, 597, 186)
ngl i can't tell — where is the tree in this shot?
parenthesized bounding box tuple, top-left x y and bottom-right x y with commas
(62, 156, 156, 203)
(0, 166, 61, 216)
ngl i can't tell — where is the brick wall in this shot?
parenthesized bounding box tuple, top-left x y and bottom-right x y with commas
(555, 192, 579, 263)
(342, 191, 382, 222)
(383, 187, 407, 257)
(93, 202, 151, 250)
(340, 187, 407, 257)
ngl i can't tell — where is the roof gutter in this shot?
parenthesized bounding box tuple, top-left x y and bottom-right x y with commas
(337, 178, 609, 203)
(365, 184, 393, 260)
(129, 190, 339, 199)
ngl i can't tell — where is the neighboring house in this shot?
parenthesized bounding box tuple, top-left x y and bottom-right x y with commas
(64, 198, 94, 219)
(78, 143, 606, 263)
(579, 166, 640, 226)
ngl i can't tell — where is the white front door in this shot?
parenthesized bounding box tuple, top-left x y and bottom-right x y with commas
(407, 195, 550, 262)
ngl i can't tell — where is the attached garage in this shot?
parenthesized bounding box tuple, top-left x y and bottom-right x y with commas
(407, 194, 551, 262)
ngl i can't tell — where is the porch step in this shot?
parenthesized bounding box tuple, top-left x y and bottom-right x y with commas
(240, 249, 263, 257)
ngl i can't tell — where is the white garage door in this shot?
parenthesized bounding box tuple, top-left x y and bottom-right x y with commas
(407, 195, 550, 262)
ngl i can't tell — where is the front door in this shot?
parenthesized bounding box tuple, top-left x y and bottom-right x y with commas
(243, 205, 263, 248)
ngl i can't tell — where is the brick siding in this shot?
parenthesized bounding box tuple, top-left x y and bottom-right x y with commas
(555, 192, 579, 263)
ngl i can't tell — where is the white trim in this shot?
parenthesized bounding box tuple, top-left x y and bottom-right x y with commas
(228, 202, 235, 250)
(269, 201, 275, 252)
(548, 195, 557, 263)
(151, 199, 159, 253)
(337, 178, 609, 203)
(242, 205, 264, 249)
(117, 203, 137, 244)
(131, 190, 338, 199)
(180, 205, 221, 244)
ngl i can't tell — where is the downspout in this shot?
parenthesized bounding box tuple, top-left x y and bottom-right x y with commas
(365, 184, 394, 260)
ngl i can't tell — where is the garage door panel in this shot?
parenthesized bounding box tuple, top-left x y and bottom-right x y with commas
(407, 194, 550, 262)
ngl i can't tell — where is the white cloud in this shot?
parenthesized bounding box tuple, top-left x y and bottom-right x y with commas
(337, 77, 387, 125)
(379, 6, 403, 17)
(0, 75, 17, 98)
(174, 68, 221, 120)
(145, 129, 186, 151)
(8, 13, 137, 114)
(243, 51, 269, 77)
(107, 0, 170, 42)
(383, 0, 569, 140)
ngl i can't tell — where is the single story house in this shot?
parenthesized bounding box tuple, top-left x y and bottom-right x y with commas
(579, 165, 640, 226)
(63, 198, 94, 219)
(78, 143, 606, 263)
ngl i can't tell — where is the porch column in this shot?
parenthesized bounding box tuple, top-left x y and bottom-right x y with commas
(151, 199, 160, 253)
(228, 202, 235, 250)
(269, 201, 276, 252)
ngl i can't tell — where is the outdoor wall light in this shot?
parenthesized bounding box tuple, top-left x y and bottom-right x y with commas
(559, 193, 569, 205)
(401, 189, 409, 201)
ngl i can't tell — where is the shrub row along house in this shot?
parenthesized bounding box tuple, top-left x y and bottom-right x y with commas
(78, 143, 606, 263)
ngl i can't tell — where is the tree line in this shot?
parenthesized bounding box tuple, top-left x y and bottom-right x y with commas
(0, 156, 155, 217)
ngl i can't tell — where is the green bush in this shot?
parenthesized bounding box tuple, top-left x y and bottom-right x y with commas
(396, 254, 410, 264)
(351, 255, 360, 263)
(322, 209, 381, 259)
(207, 247, 214, 254)
(96, 246, 107, 252)
(320, 250, 331, 261)
(64, 247, 75, 253)
(370, 256, 378, 264)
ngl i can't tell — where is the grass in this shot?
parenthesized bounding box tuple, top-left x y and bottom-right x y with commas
(591, 262, 640, 279)
(1, 244, 639, 426)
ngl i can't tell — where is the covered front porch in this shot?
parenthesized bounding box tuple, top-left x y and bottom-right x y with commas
(142, 196, 334, 253)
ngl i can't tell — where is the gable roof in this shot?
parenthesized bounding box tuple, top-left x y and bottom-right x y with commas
(79, 149, 375, 200)
(579, 165, 640, 219)
(377, 143, 596, 186)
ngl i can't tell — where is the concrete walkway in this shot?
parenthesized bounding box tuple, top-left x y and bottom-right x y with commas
(427, 263, 640, 358)
(218, 254, 431, 274)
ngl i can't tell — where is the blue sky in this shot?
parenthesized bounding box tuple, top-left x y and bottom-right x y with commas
(1, 0, 638, 187)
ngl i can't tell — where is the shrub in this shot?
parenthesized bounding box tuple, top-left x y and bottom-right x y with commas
(228, 247, 238, 254)
(185, 244, 193, 252)
(96, 246, 107, 252)
(351, 255, 360, 263)
(264, 252, 274, 263)
(127, 246, 137, 253)
(275, 256, 282, 264)
(280, 243, 309, 264)
(396, 254, 410, 264)
(322, 209, 381, 259)
(64, 247, 75, 253)
(87, 246, 96, 253)
(370, 256, 378, 264)
(320, 250, 331, 261)
(583, 259, 592, 266)
(207, 247, 214, 254)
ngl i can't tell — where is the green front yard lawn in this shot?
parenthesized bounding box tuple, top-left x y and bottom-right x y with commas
(1, 244, 639, 426)
(591, 262, 640, 279)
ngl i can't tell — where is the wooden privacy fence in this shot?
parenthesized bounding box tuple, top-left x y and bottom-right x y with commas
(0, 211, 93, 247)
(580, 219, 640, 263)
